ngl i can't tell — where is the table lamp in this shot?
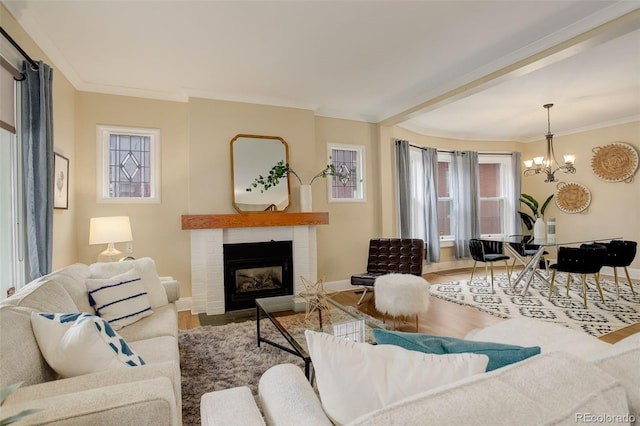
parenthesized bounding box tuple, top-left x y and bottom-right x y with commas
(89, 216, 133, 262)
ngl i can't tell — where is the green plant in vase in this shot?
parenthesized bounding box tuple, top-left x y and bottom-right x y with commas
(518, 193, 554, 268)
(518, 193, 554, 232)
(246, 160, 350, 193)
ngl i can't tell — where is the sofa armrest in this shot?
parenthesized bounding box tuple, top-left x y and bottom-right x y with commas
(201, 386, 265, 426)
(160, 276, 180, 303)
(3, 377, 177, 426)
(259, 364, 332, 426)
(6, 362, 182, 423)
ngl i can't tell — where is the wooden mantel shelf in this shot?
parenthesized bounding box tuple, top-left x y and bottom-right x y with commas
(181, 212, 329, 230)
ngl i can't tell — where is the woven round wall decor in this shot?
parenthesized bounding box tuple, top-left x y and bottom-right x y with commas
(555, 182, 591, 214)
(591, 142, 638, 183)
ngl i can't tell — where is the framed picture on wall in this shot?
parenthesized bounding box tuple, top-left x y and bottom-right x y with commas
(54, 152, 69, 209)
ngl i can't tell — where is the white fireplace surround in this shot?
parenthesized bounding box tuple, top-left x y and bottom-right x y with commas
(189, 225, 318, 314)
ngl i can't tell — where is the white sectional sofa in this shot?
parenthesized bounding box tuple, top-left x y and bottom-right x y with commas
(0, 258, 182, 425)
(203, 318, 639, 426)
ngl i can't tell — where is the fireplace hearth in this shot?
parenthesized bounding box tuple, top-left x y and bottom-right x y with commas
(223, 240, 293, 311)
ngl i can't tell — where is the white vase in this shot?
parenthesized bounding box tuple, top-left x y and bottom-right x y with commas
(300, 185, 312, 212)
(533, 217, 546, 241)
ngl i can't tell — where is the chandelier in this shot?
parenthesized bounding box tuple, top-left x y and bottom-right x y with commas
(523, 103, 576, 183)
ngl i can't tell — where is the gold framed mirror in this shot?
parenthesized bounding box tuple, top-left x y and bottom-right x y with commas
(231, 134, 290, 212)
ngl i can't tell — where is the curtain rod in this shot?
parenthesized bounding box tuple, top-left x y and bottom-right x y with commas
(0, 26, 39, 80)
(404, 142, 513, 156)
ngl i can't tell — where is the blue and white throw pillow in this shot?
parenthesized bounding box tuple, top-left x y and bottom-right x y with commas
(85, 268, 153, 329)
(31, 312, 145, 378)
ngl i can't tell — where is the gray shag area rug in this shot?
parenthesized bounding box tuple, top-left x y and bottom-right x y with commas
(179, 306, 387, 425)
(179, 318, 303, 426)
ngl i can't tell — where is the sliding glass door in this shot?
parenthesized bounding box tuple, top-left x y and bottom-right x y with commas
(0, 126, 26, 300)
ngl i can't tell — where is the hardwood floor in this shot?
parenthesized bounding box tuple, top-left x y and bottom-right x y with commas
(178, 267, 640, 344)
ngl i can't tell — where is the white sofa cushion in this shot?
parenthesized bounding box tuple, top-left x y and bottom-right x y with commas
(305, 330, 488, 425)
(4, 279, 78, 313)
(465, 317, 610, 358)
(86, 268, 153, 330)
(259, 363, 332, 426)
(31, 312, 146, 378)
(89, 257, 168, 308)
(349, 351, 629, 426)
(589, 333, 640, 424)
(0, 306, 57, 387)
(44, 263, 94, 313)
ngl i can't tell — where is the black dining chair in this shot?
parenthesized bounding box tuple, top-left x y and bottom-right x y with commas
(599, 240, 637, 298)
(507, 235, 549, 276)
(548, 245, 607, 308)
(468, 239, 511, 290)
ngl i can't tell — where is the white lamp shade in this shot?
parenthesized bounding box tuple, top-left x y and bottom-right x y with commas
(89, 216, 133, 245)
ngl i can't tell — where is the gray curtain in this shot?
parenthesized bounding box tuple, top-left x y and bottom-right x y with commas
(422, 148, 440, 263)
(451, 151, 479, 259)
(511, 152, 523, 235)
(395, 139, 411, 238)
(21, 60, 53, 279)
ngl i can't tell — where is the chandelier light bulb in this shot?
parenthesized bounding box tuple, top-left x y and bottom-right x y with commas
(523, 159, 533, 168)
(533, 157, 544, 166)
(563, 154, 575, 165)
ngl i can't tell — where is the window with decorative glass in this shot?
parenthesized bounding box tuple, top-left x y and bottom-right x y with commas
(97, 125, 161, 203)
(327, 144, 365, 202)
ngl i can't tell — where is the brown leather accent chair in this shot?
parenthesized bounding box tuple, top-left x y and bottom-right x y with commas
(350, 238, 425, 304)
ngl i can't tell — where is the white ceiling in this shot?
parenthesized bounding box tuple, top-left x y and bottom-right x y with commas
(3, 0, 639, 142)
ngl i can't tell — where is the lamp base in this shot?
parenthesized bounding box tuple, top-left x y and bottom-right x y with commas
(97, 243, 123, 263)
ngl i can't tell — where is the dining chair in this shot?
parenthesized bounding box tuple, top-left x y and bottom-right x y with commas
(598, 240, 637, 298)
(547, 245, 607, 308)
(468, 239, 511, 290)
(507, 235, 549, 276)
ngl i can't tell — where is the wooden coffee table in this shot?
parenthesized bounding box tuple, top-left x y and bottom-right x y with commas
(256, 294, 382, 379)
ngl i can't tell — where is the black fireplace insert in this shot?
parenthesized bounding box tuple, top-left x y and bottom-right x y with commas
(223, 240, 293, 311)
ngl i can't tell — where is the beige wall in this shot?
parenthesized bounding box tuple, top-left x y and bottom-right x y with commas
(186, 98, 315, 214)
(521, 121, 640, 269)
(2, 5, 77, 270)
(74, 93, 190, 290)
(314, 116, 380, 281)
(186, 99, 381, 282)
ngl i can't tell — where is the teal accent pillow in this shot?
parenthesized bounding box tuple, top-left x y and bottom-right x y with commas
(372, 329, 540, 371)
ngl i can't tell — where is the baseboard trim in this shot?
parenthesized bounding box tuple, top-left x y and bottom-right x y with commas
(175, 297, 193, 312)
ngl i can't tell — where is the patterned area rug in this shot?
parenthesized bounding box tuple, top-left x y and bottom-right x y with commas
(429, 272, 640, 337)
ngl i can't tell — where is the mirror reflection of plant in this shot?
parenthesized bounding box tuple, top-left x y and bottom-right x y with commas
(247, 160, 351, 193)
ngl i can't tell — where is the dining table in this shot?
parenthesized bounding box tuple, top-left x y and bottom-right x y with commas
(483, 235, 622, 296)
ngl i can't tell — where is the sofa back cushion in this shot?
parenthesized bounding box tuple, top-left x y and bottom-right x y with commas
(590, 333, 640, 424)
(0, 306, 56, 387)
(89, 258, 168, 308)
(3, 279, 78, 313)
(349, 351, 629, 426)
(44, 263, 93, 313)
(0, 271, 85, 388)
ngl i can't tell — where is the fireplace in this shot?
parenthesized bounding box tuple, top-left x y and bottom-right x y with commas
(223, 240, 294, 311)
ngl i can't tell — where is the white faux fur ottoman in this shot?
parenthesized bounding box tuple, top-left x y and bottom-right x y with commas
(374, 273, 430, 330)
